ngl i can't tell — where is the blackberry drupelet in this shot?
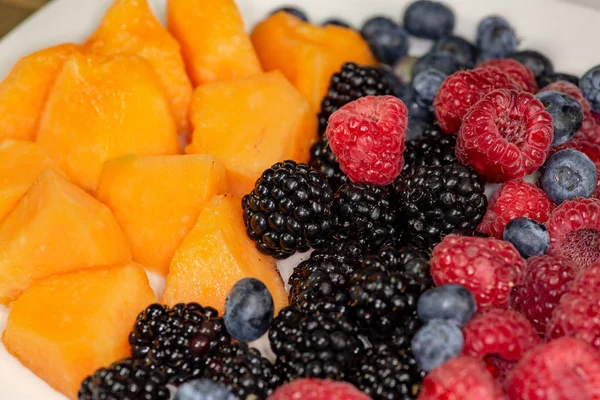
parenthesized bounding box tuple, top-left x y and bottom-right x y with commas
(203, 342, 280, 399)
(318, 62, 394, 135)
(308, 137, 349, 193)
(242, 161, 333, 259)
(403, 125, 457, 171)
(79, 357, 170, 400)
(129, 303, 231, 384)
(393, 163, 487, 250)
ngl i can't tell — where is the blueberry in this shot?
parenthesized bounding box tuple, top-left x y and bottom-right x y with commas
(361, 16, 409, 65)
(323, 18, 352, 29)
(580, 65, 600, 113)
(503, 217, 550, 258)
(431, 35, 478, 69)
(411, 319, 464, 371)
(400, 88, 434, 122)
(406, 118, 434, 141)
(412, 69, 446, 105)
(540, 149, 598, 204)
(379, 64, 407, 98)
(511, 50, 553, 81)
(535, 90, 584, 146)
(412, 51, 461, 79)
(174, 379, 237, 400)
(403, 0, 455, 40)
(270, 6, 308, 22)
(476, 16, 518, 60)
(223, 278, 274, 342)
(417, 284, 477, 327)
(538, 72, 580, 88)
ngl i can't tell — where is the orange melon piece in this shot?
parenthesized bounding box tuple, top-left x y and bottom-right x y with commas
(36, 53, 180, 193)
(0, 169, 131, 305)
(185, 71, 316, 196)
(85, 0, 193, 133)
(251, 12, 377, 111)
(167, 0, 262, 86)
(162, 195, 288, 314)
(0, 139, 64, 222)
(0, 44, 79, 141)
(3, 263, 156, 399)
(96, 154, 228, 275)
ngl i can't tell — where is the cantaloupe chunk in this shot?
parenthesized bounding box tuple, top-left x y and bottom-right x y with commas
(185, 71, 316, 196)
(0, 44, 79, 141)
(251, 12, 377, 111)
(96, 154, 228, 275)
(3, 263, 156, 400)
(86, 0, 193, 133)
(0, 169, 131, 305)
(167, 0, 262, 86)
(0, 139, 64, 222)
(162, 195, 288, 314)
(36, 53, 180, 193)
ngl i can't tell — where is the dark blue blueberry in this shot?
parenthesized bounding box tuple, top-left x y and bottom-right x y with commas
(511, 50, 553, 81)
(412, 69, 446, 105)
(538, 72, 580, 88)
(411, 319, 464, 371)
(223, 278, 274, 342)
(535, 90, 584, 146)
(323, 18, 352, 29)
(403, 0, 455, 40)
(431, 35, 477, 69)
(174, 379, 237, 400)
(412, 51, 461, 79)
(580, 65, 600, 113)
(360, 16, 409, 65)
(406, 117, 434, 141)
(417, 284, 477, 327)
(379, 64, 407, 98)
(476, 16, 518, 60)
(270, 6, 308, 22)
(540, 149, 598, 204)
(400, 88, 434, 122)
(503, 217, 550, 258)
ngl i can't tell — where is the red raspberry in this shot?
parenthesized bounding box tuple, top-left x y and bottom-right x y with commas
(267, 378, 369, 400)
(574, 112, 599, 144)
(456, 89, 553, 182)
(430, 234, 526, 309)
(594, 111, 600, 125)
(434, 67, 519, 134)
(540, 80, 592, 113)
(505, 337, 600, 400)
(462, 309, 540, 361)
(326, 95, 407, 186)
(546, 198, 600, 269)
(477, 179, 555, 238)
(417, 356, 507, 400)
(510, 255, 581, 334)
(546, 264, 600, 350)
(484, 355, 516, 385)
(477, 59, 538, 93)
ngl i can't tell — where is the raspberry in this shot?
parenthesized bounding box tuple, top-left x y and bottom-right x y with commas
(456, 89, 553, 182)
(267, 378, 370, 400)
(505, 337, 600, 400)
(545, 198, 600, 269)
(546, 264, 600, 350)
(326, 95, 408, 186)
(477, 59, 538, 93)
(573, 112, 599, 143)
(540, 80, 592, 114)
(417, 356, 507, 400)
(477, 179, 555, 239)
(484, 355, 516, 385)
(434, 67, 518, 134)
(430, 234, 526, 309)
(462, 309, 540, 361)
(510, 255, 581, 334)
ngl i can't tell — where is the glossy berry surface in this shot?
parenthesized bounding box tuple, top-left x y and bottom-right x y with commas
(580, 65, 600, 113)
(360, 16, 409, 65)
(411, 319, 464, 372)
(540, 149, 597, 204)
(412, 52, 461, 80)
(477, 58, 538, 93)
(417, 284, 477, 327)
(224, 278, 274, 342)
(503, 217, 550, 258)
(403, 0, 455, 40)
(535, 90, 584, 145)
(511, 50, 554, 82)
(308, 138, 348, 193)
(431, 35, 477, 69)
(174, 379, 237, 400)
(268, 378, 370, 400)
(403, 125, 457, 170)
(476, 16, 518, 60)
(412, 69, 446, 105)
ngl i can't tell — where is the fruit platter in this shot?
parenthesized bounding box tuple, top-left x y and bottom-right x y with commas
(1, 0, 600, 399)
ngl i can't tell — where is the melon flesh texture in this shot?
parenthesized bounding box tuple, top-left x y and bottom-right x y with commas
(2, 263, 156, 400)
(96, 154, 228, 275)
(251, 12, 377, 111)
(162, 195, 288, 315)
(185, 71, 316, 196)
(36, 53, 180, 193)
(0, 139, 65, 222)
(0, 44, 79, 141)
(0, 169, 131, 305)
(85, 0, 193, 134)
(167, 0, 263, 86)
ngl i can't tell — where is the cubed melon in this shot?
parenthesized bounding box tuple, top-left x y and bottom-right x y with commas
(36, 53, 180, 193)
(162, 195, 288, 314)
(0, 169, 131, 305)
(185, 71, 316, 196)
(96, 154, 228, 275)
(2, 263, 156, 400)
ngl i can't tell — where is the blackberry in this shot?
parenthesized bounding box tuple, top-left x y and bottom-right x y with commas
(129, 303, 231, 384)
(393, 163, 487, 250)
(308, 137, 349, 192)
(318, 62, 394, 135)
(242, 161, 333, 259)
(203, 342, 280, 399)
(403, 125, 457, 171)
(79, 357, 170, 400)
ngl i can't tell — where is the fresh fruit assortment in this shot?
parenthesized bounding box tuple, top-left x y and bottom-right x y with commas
(0, 0, 600, 400)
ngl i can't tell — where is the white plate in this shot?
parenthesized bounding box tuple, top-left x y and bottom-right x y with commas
(0, 0, 599, 399)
